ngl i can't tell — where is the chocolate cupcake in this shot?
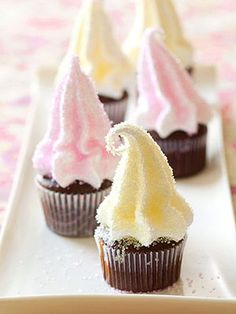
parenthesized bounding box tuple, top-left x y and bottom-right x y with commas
(131, 28, 212, 178)
(123, 0, 194, 75)
(96, 227, 186, 292)
(57, 0, 133, 124)
(33, 56, 117, 237)
(95, 123, 193, 292)
(148, 124, 207, 178)
(36, 176, 112, 237)
(99, 91, 129, 125)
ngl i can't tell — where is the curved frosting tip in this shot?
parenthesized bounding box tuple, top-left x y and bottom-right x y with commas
(97, 122, 193, 246)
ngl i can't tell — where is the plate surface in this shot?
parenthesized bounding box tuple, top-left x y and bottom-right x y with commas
(0, 66, 236, 313)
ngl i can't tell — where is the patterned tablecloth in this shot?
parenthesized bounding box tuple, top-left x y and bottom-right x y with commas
(0, 0, 236, 228)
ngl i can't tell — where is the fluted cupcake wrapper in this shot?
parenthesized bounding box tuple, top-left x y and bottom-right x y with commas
(152, 130, 207, 178)
(37, 184, 111, 237)
(95, 237, 186, 293)
(103, 98, 128, 125)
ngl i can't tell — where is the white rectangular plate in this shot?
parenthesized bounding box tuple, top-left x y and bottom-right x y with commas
(0, 66, 236, 314)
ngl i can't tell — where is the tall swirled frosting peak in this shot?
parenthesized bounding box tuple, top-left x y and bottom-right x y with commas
(33, 56, 117, 188)
(131, 28, 212, 138)
(64, 0, 132, 98)
(97, 123, 193, 246)
(123, 0, 193, 68)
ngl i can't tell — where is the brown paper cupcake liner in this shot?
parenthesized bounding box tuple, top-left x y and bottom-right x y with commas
(95, 236, 186, 292)
(37, 184, 111, 237)
(103, 98, 128, 125)
(149, 125, 207, 178)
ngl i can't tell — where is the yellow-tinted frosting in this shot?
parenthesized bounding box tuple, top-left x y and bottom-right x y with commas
(123, 0, 193, 68)
(67, 0, 132, 98)
(97, 123, 193, 246)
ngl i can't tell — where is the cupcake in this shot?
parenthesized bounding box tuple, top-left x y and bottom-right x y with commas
(33, 56, 117, 237)
(130, 28, 212, 178)
(95, 123, 193, 292)
(123, 0, 194, 75)
(58, 0, 133, 125)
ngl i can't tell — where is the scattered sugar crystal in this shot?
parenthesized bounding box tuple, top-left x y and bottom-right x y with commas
(198, 273, 204, 279)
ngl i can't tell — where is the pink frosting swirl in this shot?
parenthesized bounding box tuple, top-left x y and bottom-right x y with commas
(132, 28, 212, 138)
(33, 56, 117, 188)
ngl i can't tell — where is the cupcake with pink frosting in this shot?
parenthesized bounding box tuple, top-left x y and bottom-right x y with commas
(33, 56, 117, 237)
(131, 28, 212, 177)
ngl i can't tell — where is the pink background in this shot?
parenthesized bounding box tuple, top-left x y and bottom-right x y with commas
(0, 0, 236, 227)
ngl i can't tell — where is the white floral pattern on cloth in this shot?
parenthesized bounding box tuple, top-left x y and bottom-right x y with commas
(0, 0, 236, 229)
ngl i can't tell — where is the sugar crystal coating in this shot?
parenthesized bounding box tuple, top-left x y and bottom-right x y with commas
(123, 0, 193, 67)
(58, 0, 133, 98)
(97, 123, 193, 246)
(33, 56, 118, 188)
(130, 28, 212, 138)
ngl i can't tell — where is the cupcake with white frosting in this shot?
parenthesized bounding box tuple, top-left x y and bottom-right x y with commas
(95, 123, 193, 292)
(33, 56, 117, 237)
(131, 28, 212, 178)
(59, 0, 133, 125)
(123, 0, 194, 74)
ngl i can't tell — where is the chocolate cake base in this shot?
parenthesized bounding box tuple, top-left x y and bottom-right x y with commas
(99, 91, 128, 125)
(148, 124, 207, 178)
(36, 176, 112, 237)
(95, 231, 186, 292)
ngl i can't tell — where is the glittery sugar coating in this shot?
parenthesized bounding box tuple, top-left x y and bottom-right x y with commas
(58, 0, 133, 99)
(33, 56, 118, 188)
(123, 0, 193, 68)
(131, 28, 212, 138)
(97, 123, 193, 246)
